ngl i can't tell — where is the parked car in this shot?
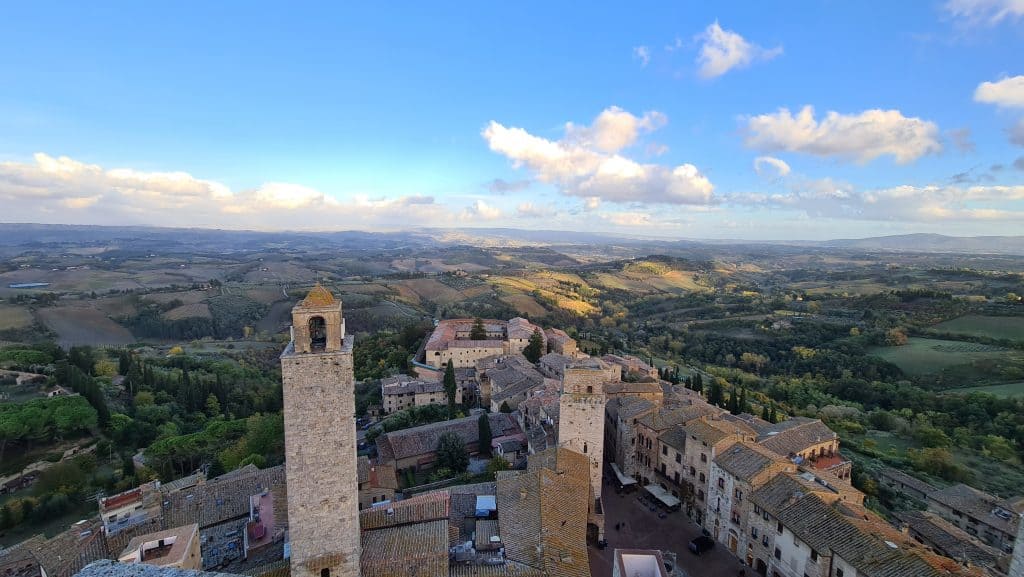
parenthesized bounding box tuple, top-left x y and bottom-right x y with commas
(688, 535, 715, 555)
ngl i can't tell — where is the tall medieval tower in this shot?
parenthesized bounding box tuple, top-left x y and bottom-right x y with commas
(281, 285, 361, 577)
(558, 359, 608, 538)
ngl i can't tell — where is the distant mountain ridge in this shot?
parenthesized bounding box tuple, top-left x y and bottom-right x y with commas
(0, 223, 1021, 255)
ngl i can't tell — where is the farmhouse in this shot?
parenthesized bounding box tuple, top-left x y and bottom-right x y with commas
(424, 317, 559, 368)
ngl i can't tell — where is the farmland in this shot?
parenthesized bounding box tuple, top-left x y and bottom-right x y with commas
(932, 315, 1024, 341)
(0, 305, 32, 330)
(953, 382, 1024, 398)
(869, 337, 1012, 376)
(36, 306, 135, 347)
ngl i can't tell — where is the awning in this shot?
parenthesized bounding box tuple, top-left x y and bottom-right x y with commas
(644, 483, 681, 508)
(610, 463, 637, 486)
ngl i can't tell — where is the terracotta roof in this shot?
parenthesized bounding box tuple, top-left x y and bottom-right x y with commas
(425, 319, 507, 352)
(506, 317, 542, 341)
(496, 448, 591, 577)
(299, 284, 335, 307)
(162, 465, 285, 530)
(359, 491, 450, 530)
(757, 418, 837, 457)
(897, 510, 1001, 569)
(879, 467, 938, 496)
(377, 413, 519, 462)
(713, 441, 787, 480)
(101, 488, 144, 512)
(928, 483, 1021, 536)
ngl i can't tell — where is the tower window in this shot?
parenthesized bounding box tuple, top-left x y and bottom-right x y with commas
(586, 386, 593, 394)
(583, 442, 588, 454)
(321, 570, 330, 577)
(309, 316, 327, 351)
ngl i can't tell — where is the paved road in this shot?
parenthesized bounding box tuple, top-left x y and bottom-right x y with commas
(588, 478, 748, 577)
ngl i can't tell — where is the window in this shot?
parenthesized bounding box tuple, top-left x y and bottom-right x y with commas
(751, 527, 759, 539)
(690, 466, 696, 476)
(701, 453, 708, 463)
(675, 452, 681, 463)
(583, 442, 588, 454)
(674, 472, 680, 484)
(321, 570, 330, 577)
(698, 490, 705, 501)
(754, 505, 761, 515)
(777, 522, 784, 533)
(718, 478, 725, 489)
(836, 570, 844, 577)
(662, 445, 668, 456)
(762, 535, 769, 547)
(735, 488, 743, 500)
(661, 464, 667, 475)
(774, 547, 781, 560)
(699, 473, 706, 483)
(810, 550, 818, 562)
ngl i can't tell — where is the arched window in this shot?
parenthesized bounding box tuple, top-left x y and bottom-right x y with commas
(309, 316, 327, 351)
(583, 442, 588, 454)
(321, 569, 330, 577)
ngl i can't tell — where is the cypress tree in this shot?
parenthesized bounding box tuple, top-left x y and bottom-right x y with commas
(443, 359, 457, 418)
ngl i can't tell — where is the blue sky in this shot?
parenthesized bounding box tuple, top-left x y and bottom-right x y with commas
(1, 1, 1023, 239)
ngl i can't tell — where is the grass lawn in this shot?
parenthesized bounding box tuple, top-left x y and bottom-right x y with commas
(869, 337, 1010, 376)
(932, 315, 1024, 342)
(952, 382, 1024, 398)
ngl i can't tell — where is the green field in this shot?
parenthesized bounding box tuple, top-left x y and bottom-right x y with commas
(953, 382, 1024, 398)
(869, 337, 1010, 375)
(0, 305, 33, 330)
(933, 315, 1024, 341)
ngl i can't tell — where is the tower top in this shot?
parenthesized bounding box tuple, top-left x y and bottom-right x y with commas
(300, 283, 336, 308)
(290, 284, 345, 354)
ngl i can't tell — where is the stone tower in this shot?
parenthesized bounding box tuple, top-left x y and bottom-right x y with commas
(281, 285, 360, 577)
(558, 359, 608, 539)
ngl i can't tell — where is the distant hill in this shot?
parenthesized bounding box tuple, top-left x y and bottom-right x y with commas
(818, 234, 1024, 255)
(0, 224, 1021, 255)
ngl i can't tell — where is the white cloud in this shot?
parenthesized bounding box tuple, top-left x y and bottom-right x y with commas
(731, 181, 1024, 222)
(583, 197, 601, 210)
(483, 107, 714, 205)
(753, 156, 791, 178)
(974, 76, 1024, 108)
(516, 202, 546, 218)
(633, 45, 651, 67)
(0, 153, 446, 230)
(695, 22, 782, 79)
(744, 106, 942, 164)
(945, 0, 1024, 25)
(462, 199, 502, 220)
(603, 211, 653, 227)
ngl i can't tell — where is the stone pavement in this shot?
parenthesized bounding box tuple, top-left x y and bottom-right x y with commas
(588, 478, 749, 577)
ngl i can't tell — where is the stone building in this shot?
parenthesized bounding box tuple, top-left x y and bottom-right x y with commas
(356, 456, 398, 510)
(678, 417, 756, 524)
(379, 374, 460, 414)
(117, 524, 202, 570)
(756, 417, 852, 482)
(543, 328, 578, 357)
(926, 483, 1022, 553)
(280, 285, 360, 577)
(1010, 515, 1024, 577)
(634, 400, 722, 486)
(423, 317, 545, 369)
(706, 442, 795, 555)
(557, 358, 611, 540)
(604, 396, 658, 479)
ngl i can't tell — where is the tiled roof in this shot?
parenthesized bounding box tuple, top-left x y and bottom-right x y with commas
(757, 418, 837, 457)
(162, 465, 285, 530)
(777, 494, 982, 577)
(448, 562, 544, 577)
(637, 402, 720, 432)
(74, 560, 236, 577)
(425, 319, 507, 351)
(381, 375, 445, 396)
(537, 353, 573, 373)
(497, 448, 591, 577)
(299, 284, 335, 307)
(897, 510, 1001, 569)
(360, 491, 450, 530)
(377, 413, 519, 462)
(658, 425, 688, 451)
(879, 467, 938, 496)
(506, 317, 542, 341)
(713, 441, 787, 480)
(928, 483, 1021, 536)
(616, 397, 657, 421)
(158, 473, 205, 495)
(604, 382, 662, 395)
(25, 518, 109, 577)
(360, 517, 449, 577)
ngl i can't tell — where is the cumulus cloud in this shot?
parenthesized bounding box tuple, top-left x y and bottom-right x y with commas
(483, 107, 714, 205)
(695, 22, 782, 79)
(945, 0, 1024, 25)
(633, 45, 651, 67)
(974, 76, 1024, 108)
(731, 180, 1024, 222)
(743, 106, 942, 164)
(516, 202, 546, 218)
(0, 153, 445, 230)
(462, 199, 502, 220)
(753, 156, 791, 179)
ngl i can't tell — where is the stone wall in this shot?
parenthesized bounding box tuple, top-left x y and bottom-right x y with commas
(282, 339, 360, 577)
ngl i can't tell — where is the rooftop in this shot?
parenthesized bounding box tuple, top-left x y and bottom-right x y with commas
(614, 549, 669, 577)
(298, 283, 335, 307)
(928, 483, 1021, 536)
(376, 413, 519, 462)
(757, 417, 838, 458)
(74, 560, 235, 577)
(713, 441, 789, 480)
(119, 524, 199, 567)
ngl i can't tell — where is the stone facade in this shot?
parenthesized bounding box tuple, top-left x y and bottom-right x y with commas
(558, 362, 609, 497)
(281, 287, 360, 577)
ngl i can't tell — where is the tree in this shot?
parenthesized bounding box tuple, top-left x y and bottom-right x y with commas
(443, 359, 457, 418)
(523, 329, 544, 363)
(205, 394, 222, 418)
(707, 379, 723, 406)
(470, 317, 487, 340)
(478, 413, 493, 457)
(726, 389, 739, 415)
(769, 404, 778, 424)
(436, 431, 469, 473)
(692, 373, 704, 394)
(739, 387, 751, 414)
(761, 404, 770, 421)
(499, 400, 512, 413)
(487, 456, 510, 477)
(885, 328, 908, 346)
